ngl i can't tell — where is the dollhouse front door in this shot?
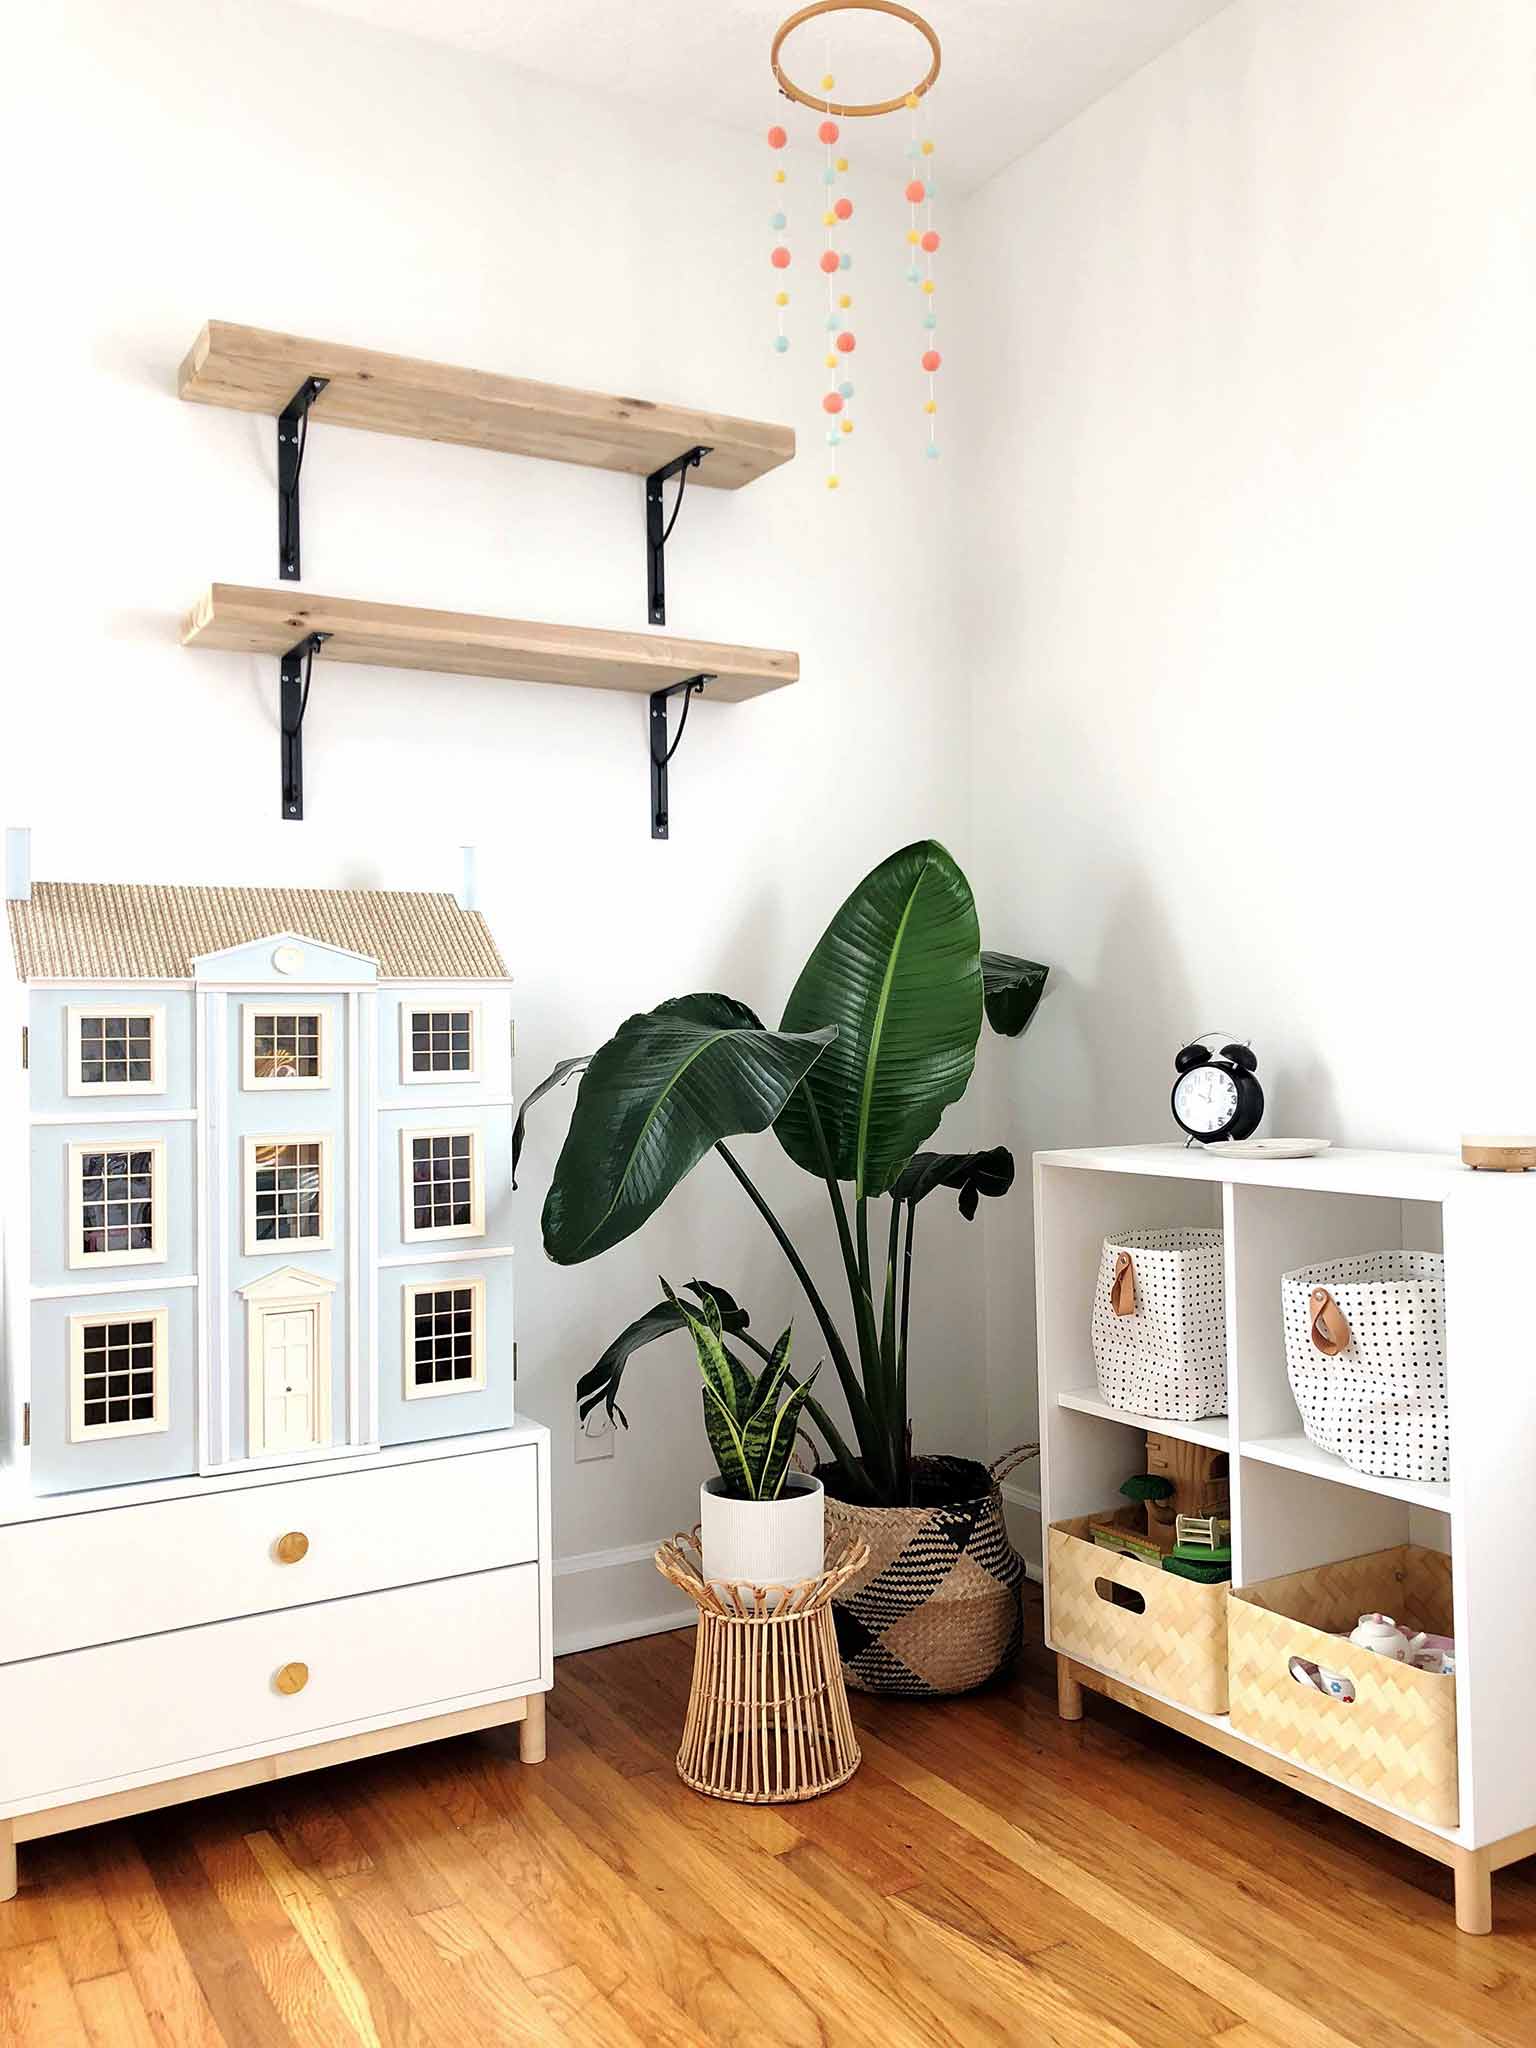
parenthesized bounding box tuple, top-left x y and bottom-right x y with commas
(260, 1307, 320, 1452)
(239, 1267, 336, 1459)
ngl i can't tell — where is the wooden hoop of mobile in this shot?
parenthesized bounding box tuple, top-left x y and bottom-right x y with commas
(771, 0, 941, 118)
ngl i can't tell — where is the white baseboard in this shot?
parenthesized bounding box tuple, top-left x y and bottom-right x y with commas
(1002, 1478, 1043, 1584)
(552, 1538, 696, 1658)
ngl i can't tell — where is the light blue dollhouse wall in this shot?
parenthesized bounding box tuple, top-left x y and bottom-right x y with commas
(6, 873, 515, 1497)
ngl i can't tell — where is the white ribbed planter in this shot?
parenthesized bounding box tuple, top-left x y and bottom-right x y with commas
(699, 1475, 825, 1590)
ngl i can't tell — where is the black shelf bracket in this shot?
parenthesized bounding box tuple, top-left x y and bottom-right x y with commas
(649, 675, 713, 840)
(278, 377, 330, 581)
(645, 445, 711, 625)
(279, 632, 331, 821)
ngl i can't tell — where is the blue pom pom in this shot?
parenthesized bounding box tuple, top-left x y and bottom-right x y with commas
(772, 334, 789, 353)
(826, 428, 841, 445)
(770, 210, 786, 230)
(839, 251, 852, 271)
(906, 139, 922, 158)
(906, 265, 921, 283)
(838, 379, 854, 398)
(924, 443, 940, 460)
(822, 166, 836, 185)
(825, 313, 839, 330)
(923, 311, 938, 328)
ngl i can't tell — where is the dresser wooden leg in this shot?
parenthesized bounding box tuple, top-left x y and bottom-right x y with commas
(1453, 1848, 1492, 1935)
(0, 1820, 16, 1902)
(518, 1690, 547, 1764)
(1056, 1655, 1084, 1722)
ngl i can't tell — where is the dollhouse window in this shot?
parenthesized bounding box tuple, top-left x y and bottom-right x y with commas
(69, 1141, 166, 1268)
(243, 1007, 328, 1089)
(402, 1279, 485, 1398)
(68, 1007, 164, 1095)
(244, 1137, 332, 1253)
(402, 1129, 484, 1240)
(68, 1308, 168, 1439)
(401, 1003, 480, 1081)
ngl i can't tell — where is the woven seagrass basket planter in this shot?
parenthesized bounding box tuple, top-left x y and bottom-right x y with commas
(820, 1447, 1036, 1697)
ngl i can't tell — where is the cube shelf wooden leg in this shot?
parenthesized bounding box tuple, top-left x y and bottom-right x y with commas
(518, 1691, 547, 1765)
(0, 1820, 15, 1903)
(1453, 1847, 1492, 1935)
(1056, 1654, 1084, 1722)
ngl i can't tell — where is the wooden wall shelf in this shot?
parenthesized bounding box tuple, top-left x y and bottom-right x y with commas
(178, 323, 795, 614)
(181, 585, 798, 832)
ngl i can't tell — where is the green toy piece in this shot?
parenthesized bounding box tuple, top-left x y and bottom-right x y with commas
(1163, 1552, 1231, 1584)
(1119, 1474, 1176, 1504)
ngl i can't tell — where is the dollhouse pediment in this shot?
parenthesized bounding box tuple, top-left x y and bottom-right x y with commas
(237, 1266, 338, 1303)
(193, 930, 380, 986)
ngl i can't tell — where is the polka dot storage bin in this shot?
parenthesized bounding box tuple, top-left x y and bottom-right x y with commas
(1281, 1252, 1448, 1482)
(1090, 1229, 1227, 1421)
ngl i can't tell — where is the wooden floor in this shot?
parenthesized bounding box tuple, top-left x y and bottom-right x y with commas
(4, 1585, 1535, 2047)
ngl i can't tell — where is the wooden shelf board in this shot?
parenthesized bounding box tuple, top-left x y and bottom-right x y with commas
(1239, 1433, 1451, 1514)
(180, 587, 798, 704)
(1056, 1387, 1230, 1452)
(178, 322, 795, 490)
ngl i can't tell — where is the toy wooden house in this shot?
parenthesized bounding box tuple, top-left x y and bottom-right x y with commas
(4, 859, 518, 1495)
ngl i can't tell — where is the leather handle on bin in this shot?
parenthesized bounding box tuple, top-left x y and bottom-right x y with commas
(1309, 1287, 1351, 1355)
(1110, 1252, 1136, 1318)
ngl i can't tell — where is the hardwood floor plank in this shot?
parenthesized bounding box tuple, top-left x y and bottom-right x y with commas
(137, 1818, 298, 2048)
(0, 1937, 90, 2048)
(27, 1837, 125, 1983)
(245, 1832, 391, 2048)
(74, 1970, 161, 2048)
(90, 1833, 231, 2048)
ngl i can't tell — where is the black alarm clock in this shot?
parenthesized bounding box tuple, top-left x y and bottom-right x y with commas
(1171, 1035, 1263, 1143)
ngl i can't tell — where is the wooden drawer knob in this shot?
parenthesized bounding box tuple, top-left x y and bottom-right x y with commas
(274, 1661, 309, 1696)
(274, 1531, 309, 1565)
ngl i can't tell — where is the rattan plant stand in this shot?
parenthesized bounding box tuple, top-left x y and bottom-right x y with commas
(655, 1531, 869, 1803)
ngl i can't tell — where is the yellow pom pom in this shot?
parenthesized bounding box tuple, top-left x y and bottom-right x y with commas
(906, 229, 920, 246)
(775, 290, 789, 306)
(904, 92, 920, 109)
(826, 473, 840, 490)
(840, 417, 853, 435)
(821, 72, 835, 90)
(924, 399, 937, 414)
(825, 353, 837, 368)
(835, 155, 848, 171)
(921, 139, 934, 155)
(921, 279, 936, 295)
(838, 293, 851, 308)
(773, 169, 786, 183)
(823, 210, 836, 226)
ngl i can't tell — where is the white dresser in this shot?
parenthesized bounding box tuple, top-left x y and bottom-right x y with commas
(0, 1423, 551, 1899)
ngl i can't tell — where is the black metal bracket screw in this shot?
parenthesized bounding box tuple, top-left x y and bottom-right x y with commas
(649, 675, 713, 840)
(278, 377, 329, 581)
(279, 632, 331, 820)
(645, 445, 711, 626)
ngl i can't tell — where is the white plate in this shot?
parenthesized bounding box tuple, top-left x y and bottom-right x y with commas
(1218, 1138, 1332, 1161)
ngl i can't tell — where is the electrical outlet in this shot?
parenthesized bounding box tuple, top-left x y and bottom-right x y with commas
(575, 1401, 615, 1463)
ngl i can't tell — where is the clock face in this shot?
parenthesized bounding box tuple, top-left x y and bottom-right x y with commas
(1174, 1064, 1239, 1136)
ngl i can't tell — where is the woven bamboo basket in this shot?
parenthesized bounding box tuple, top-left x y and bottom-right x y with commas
(820, 1447, 1035, 1698)
(1229, 1545, 1457, 1827)
(1048, 1509, 1229, 1713)
(654, 1530, 868, 1804)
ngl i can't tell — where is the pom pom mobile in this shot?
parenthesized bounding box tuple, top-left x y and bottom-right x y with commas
(765, 1, 943, 489)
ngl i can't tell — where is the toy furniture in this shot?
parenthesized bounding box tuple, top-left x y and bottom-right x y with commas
(1037, 1142, 1536, 1933)
(0, 848, 550, 1899)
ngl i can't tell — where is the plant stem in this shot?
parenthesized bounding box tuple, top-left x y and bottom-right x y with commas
(713, 1142, 876, 1448)
(799, 1083, 882, 1375)
(897, 1199, 915, 1499)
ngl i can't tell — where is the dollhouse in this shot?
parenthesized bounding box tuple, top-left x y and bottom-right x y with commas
(0, 842, 550, 1901)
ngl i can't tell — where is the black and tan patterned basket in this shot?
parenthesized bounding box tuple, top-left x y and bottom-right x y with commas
(820, 1446, 1036, 1697)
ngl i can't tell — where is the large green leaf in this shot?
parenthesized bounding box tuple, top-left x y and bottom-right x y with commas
(891, 1146, 1016, 1220)
(542, 1000, 835, 1264)
(981, 953, 1049, 1037)
(575, 1281, 750, 1425)
(775, 841, 984, 1196)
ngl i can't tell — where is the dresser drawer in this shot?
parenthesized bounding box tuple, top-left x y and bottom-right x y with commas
(0, 1563, 540, 1805)
(0, 1446, 537, 1663)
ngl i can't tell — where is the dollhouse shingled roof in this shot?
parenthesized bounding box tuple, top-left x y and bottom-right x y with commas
(6, 882, 509, 982)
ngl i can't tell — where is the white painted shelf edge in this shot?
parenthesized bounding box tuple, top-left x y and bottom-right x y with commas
(1055, 1387, 1231, 1452)
(1239, 1432, 1451, 1513)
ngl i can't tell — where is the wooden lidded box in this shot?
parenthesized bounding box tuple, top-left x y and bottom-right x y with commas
(1048, 1511, 1228, 1714)
(1228, 1546, 1457, 1827)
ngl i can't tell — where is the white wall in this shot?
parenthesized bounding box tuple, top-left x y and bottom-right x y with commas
(4, 0, 998, 1648)
(959, 0, 1536, 1474)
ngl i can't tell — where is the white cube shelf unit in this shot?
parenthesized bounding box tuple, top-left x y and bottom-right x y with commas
(1035, 1142, 1536, 1934)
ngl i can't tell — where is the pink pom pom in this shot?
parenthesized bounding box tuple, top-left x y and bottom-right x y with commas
(921, 229, 940, 252)
(905, 179, 926, 203)
(822, 391, 844, 414)
(818, 250, 839, 274)
(921, 349, 942, 372)
(834, 197, 853, 221)
(835, 331, 856, 353)
(818, 120, 839, 144)
(767, 125, 787, 148)
(771, 246, 792, 269)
